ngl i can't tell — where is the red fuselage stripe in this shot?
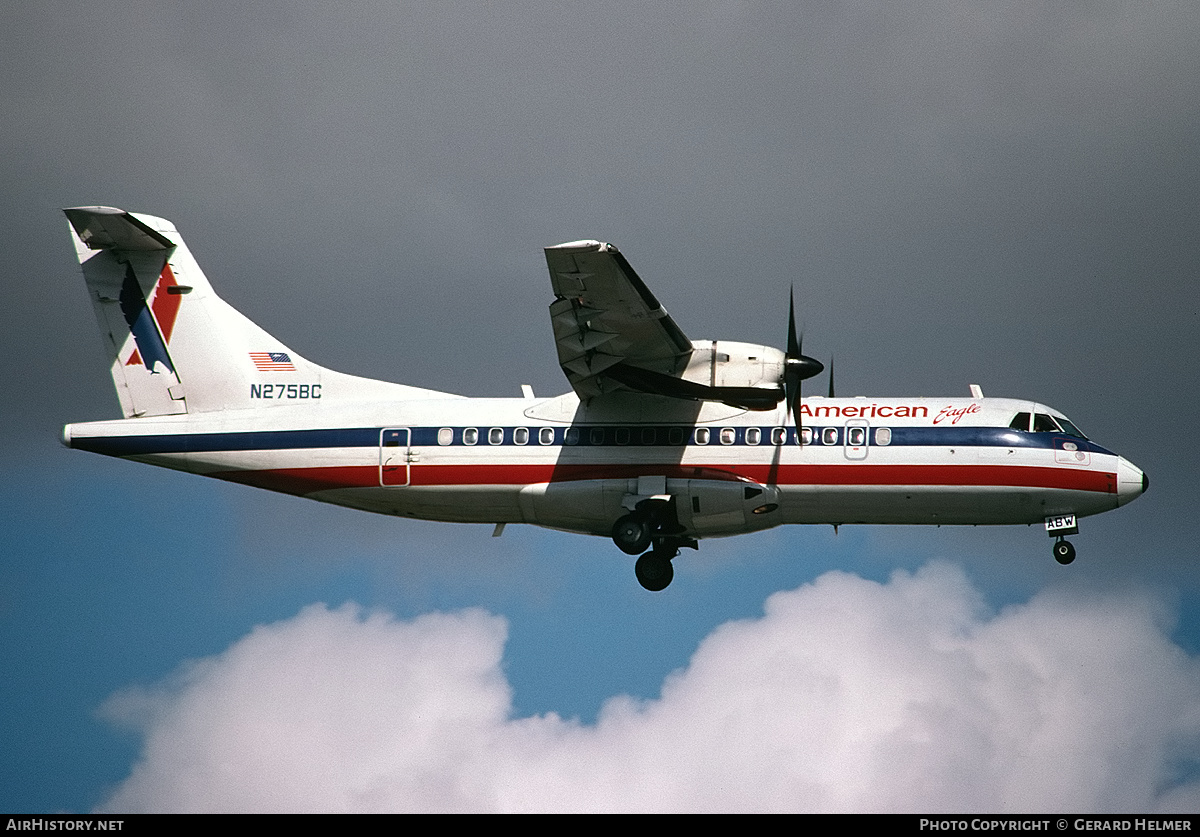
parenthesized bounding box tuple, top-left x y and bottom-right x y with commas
(209, 463, 1117, 496)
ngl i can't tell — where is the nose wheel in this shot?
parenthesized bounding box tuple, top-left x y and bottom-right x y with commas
(1053, 538, 1076, 565)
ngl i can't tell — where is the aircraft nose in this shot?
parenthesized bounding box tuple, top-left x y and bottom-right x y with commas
(1116, 457, 1147, 507)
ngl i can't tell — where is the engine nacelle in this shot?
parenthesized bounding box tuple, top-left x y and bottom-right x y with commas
(682, 340, 786, 393)
(668, 476, 781, 536)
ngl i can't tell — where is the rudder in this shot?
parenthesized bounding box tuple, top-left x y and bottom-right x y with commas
(67, 207, 194, 417)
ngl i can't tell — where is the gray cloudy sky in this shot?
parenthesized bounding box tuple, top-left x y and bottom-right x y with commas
(3, 1, 1199, 813)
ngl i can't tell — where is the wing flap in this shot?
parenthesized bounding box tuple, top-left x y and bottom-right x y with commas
(545, 241, 693, 399)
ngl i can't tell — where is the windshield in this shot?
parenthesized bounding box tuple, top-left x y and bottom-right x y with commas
(1009, 411, 1089, 440)
(1054, 415, 1088, 440)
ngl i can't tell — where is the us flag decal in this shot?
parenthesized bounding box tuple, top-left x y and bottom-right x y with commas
(249, 352, 296, 372)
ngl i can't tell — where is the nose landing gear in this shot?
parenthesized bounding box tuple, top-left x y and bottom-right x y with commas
(1053, 538, 1076, 565)
(1046, 514, 1079, 565)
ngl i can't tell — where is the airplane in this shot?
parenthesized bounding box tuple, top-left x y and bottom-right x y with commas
(61, 206, 1148, 591)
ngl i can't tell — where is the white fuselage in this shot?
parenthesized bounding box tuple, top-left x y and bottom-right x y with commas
(64, 392, 1145, 541)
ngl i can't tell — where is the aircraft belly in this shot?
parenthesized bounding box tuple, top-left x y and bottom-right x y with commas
(518, 480, 630, 536)
(124, 451, 196, 474)
(779, 484, 1114, 526)
(308, 485, 525, 523)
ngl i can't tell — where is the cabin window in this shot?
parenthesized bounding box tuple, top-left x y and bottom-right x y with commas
(590, 428, 605, 445)
(615, 427, 630, 445)
(489, 427, 504, 445)
(564, 428, 580, 446)
(847, 426, 866, 446)
(463, 427, 479, 445)
(694, 427, 710, 445)
(437, 427, 453, 446)
(1009, 412, 1031, 432)
(875, 427, 892, 446)
(513, 427, 529, 445)
(771, 427, 787, 445)
(539, 427, 555, 445)
(746, 427, 761, 445)
(822, 427, 838, 445)
(720, 427, 736, 445)
(1033, 413, 1061, 433)
(668, 427, 685, 445)
(800, 427, 813, 445)
(641, 427, 657, 445)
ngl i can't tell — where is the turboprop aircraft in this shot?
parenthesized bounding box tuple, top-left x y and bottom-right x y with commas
(62, 206, 1148, 590)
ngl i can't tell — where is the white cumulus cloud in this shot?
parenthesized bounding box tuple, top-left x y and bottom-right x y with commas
(97, 564, 1200, 813)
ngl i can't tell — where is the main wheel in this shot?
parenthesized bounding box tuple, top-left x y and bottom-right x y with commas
(1053, 540, 1076, 565)
(635, 551, 674, 591)
(612, 514, 653, 556)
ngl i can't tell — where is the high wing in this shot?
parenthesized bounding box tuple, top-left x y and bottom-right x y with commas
(544, 241, 797, 410)
(545, 240, 694, 400)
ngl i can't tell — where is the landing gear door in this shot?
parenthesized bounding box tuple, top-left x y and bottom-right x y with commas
(844, 420, 869, 460)
(380, 428, 410, 486)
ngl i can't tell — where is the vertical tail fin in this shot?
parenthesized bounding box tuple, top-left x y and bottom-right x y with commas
(68, 205, 312, 417)
(66, 207, 195, 417)
(66, 206, 454, 418)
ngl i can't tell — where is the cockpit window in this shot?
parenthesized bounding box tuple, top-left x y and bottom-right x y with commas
(1054, 416, 1088, 439)
(1010, 410, 1087, 439)
(1033, 413, 1062, 433)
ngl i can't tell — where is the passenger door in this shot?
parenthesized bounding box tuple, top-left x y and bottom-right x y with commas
(844, 420, 869, 460)
(380, 428, 411, 486)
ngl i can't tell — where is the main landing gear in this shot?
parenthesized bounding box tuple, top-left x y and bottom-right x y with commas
(635, 549, 675, 592)
(612, 513, 654, 556)
(612, 504, 695, 591)
(632, 538, 696, 591)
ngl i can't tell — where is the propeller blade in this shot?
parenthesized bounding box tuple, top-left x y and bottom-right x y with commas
(827, 355, 835, 399)
(783, 286, 824, 446)
(783, 290, 799, 421)
(787, 287, 800, 359)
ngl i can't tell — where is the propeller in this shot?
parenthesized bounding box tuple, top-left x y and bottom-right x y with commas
(783, 286, 824, 444)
